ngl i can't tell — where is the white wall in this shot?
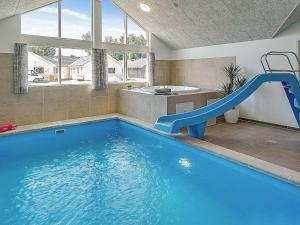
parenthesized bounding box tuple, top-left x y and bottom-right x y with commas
(171, 21, 300, 128)
(0, 15, 21, 53)
(150, 34, 172, 60)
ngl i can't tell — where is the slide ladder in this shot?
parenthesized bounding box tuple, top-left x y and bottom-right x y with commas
(155, 52, 300, 139)
(261, 51, 300, 126)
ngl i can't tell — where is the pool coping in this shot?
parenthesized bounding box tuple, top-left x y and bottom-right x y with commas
(1, 113, 300, 186)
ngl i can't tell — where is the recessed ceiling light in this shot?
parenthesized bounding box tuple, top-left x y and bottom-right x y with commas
(140, 3, 151, 12)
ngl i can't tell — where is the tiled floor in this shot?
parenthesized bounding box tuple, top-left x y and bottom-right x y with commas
(205, 121, 300, 171)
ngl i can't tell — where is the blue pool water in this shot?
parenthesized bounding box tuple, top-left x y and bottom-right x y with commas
(0, 119, 299, 225)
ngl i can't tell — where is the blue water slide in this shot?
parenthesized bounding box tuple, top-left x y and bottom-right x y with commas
(155, 73, 300, 139)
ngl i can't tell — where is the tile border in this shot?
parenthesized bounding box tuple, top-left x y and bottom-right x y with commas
(1, 113, 300, 186)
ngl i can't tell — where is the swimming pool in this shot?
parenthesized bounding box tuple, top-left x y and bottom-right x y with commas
(0, 119, 299, 225)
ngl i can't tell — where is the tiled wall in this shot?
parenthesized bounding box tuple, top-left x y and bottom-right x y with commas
(155, 57, 236, 89)
(0, 54, 235, 126)
(0, 53, 147, 125)
(154, 60, 172, 85)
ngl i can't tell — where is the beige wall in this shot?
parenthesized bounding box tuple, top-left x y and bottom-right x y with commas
(154, 60, 172, 86)
(0, 53, 146, 126)
(0, 53, 234, 126)
(155, 57, 236, 89)
(170, 57, 236, 89)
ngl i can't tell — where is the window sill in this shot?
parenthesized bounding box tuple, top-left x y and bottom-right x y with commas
(28, 81, 149, 88)
(29, 81, 91, 88)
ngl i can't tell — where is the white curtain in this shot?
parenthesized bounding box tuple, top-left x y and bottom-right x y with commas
(92, 48, 108, 90)
(14, 43, 28, 94)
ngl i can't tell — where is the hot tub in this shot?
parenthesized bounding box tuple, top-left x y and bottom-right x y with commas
(138, 85, 200, 94)
(119, 86, 223, 124)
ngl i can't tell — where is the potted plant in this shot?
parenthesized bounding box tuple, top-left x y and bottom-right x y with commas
(221, 64, 247, 123)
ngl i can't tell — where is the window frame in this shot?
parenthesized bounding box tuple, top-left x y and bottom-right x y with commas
(21, 0, 150, 86)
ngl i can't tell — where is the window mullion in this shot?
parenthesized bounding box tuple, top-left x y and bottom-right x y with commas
(124, 13, 128, 82)
(58, 1, 62, 84)
(124, 53, 127, 82)
(124, 14, 128, 45)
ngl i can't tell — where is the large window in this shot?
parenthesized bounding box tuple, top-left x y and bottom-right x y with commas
(61, 48, 91, 84)
(127, 53, 147, 81)
(28, 46, 91, 85)
(102, 0, 125, 44)
(22, 0, 149, 85)
(22, 3, 58, 37)
(127, 18, 147, 46)
(28, 46, 59, 84)
(61, 0, 91, 40)
(107, 52, 124, 82)
(22, 1, 91, 40)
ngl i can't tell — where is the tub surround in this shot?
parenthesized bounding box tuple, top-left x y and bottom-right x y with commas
(119, 88, 223, 124)
(123, 56, 234, 124)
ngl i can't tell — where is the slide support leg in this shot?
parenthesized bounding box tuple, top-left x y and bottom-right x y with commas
(187, 122, 207, 139)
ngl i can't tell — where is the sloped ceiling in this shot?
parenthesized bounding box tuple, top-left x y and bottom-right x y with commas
(273, 2, 300, 37)
(0, 0, 57, 20)
(113, 0, 300, 49)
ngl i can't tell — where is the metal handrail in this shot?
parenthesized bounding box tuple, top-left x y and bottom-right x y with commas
(261, 51, 300, 80)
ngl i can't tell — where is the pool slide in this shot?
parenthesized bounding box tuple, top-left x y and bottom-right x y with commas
(155, 73, 300, 139)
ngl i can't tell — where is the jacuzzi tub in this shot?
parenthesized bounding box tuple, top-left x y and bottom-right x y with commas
(139, 85, 200, 94)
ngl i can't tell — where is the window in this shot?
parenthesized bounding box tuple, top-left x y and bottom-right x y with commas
(108, 68, 115, 73)
(127, 53, 147, 81)
(22, 0, 149, 85)
(34, 67, 44, 74)
(22, 3, 58, 37)
(28, 46, 59, 84)
(107, 52, 124, 82)
(22, 1, 91, 40)
(61, 48, 91, 84)
(127, 17, 147, 46)
(61, 0, 91, 40)
(102, 0, 125, 44)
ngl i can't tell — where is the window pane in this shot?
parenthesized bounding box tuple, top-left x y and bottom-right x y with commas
(127, 18, 147, 46)
(61, 48, 91, 84)
(28, 46, 59, 85)
(127, 53, 147, 81)
(61, 0, 91, 40)
(102, 0, 125, 44)
(108, 52, 124, 82)
(22, 3, 58, 37)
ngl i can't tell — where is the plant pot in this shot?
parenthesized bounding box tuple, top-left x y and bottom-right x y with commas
(224, 108, 239, 123)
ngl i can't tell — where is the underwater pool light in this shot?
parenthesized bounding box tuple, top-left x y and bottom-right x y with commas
(179, 158, 191, 168)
